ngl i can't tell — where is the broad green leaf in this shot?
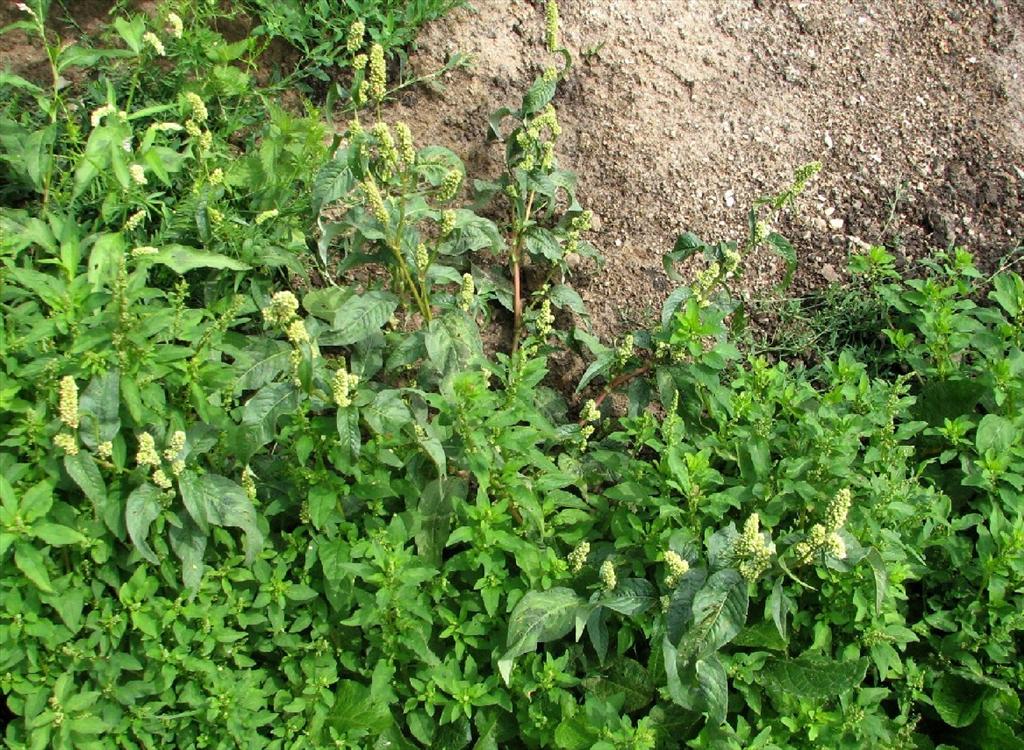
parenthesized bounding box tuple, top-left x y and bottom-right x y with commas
(86, 232, 124, 291)
(666, 567, 707, 644)
(932, 673, 987, 728)
(63, 452, 106, 509)
(325, 292, 398, 346)
(125, 483, 163, 564)
(414, 478, 457, 566)
(763, 656, 869, 698)
(169, 516, 207, 590)
(78, 370, 120, 449)
(19, 481, 53, 523)
(326, 680, 393, 736)
(581, 658, 654, 713)
(145, 245, 251, 274)
(599, 578, 657, 617)
(42, 587, 85, 633)
(193, 474, 263, 563)
(14, 541, 54, 593)
(31, 523, 85, 546)
(990, 272, 1023, 317)
(695, 655, 728, 724)
(499, 587, 584, 684)
(362, 389, 411, 436)
(522, 72, 557, 115)
(976, 414, 1015, 456)
(682, 569, 748, 658)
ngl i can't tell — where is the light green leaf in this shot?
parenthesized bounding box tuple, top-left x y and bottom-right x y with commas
(125, 483, 163, 564)
(325, 292, 399, 347)
(976, 414, 1015, 456)
(86, 232, 124, 291)
(522, 72, 557, 115)
(414, 478, 458, 566)
(14, 541, 54, 593)
(763, 656, 869, 698)
(31, 523, 85, 546)
(145, 245, 251, 274)
(499, 587, 584, 684)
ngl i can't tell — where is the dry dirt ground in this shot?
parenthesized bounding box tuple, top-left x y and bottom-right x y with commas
(386, 0, 1024, 338)
(3, 0, 1023, 344)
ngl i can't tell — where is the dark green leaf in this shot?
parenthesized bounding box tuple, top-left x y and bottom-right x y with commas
(125, 483, 163, 564)
(499, 587, 584, 683)
(763, 656, 869, 698)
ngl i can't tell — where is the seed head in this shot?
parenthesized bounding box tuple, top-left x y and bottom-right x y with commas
(255, 208, 279, 225)
(184, 92, 207, 123)
(568, 541, 590, 573)
(166, 12, 183, 39)
(664, 550, 690, 587)
(459, 273, 475, 312)
(58, 376, 79, 429)
(439, 209, 457, 237)
(142, 32, 166, 56)
(54, 433, 78, 456)
(368, 44, 387, 103)
(545, 0, 560, 51)
(136, 432, 160, 467)
(262, 291, 300, 327)
(599, 559, 617, 591)
(346, 20, 365, 54)
(395, 122, 415, 166)
(129, 164, 147, 186)
(362, 179, 389, 225)
(826, 488, 852, 531)
(437, 170, 462, 202)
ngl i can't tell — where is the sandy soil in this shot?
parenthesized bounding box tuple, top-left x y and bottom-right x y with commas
(3, 0, 1023, 344)
(385, 0, 1024, 338)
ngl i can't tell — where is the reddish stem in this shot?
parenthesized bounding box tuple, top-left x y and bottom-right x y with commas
(579, 364, 651, 424)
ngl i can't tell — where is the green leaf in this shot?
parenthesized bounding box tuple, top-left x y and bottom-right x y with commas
(19, 481, 53, 523)
(14, 541, 54, 593)
(695, 655, 728, 724)
(932, 672, 987, 728)
(85, 232, 124, 291)
(522, 73, 557, 116)
(145, 245, 251, 274)
(864, 548, 888, 615)
(581, 658, 654, 713)
(766, 232, 798, 288)
(414, 478, 457, 566)
(599, 578, 657, 617)
(64, 453, 113, 528)
(169, 517, 208, 590)
(763, 656, 869, 698)
(325, 292, 398, 346)
(125, 483, 163, 564)
(682, 569, 748, 657)
(78, 370, 121, 449)
(177, 471, 262, 562)
(362, 390, 411, 436)
(976, 414, 1015, 456)
(990, 272, 1022, 317)
(499, 587, 584, 684)
(31, 523, 85, 546)
(326, 680, 393, 736)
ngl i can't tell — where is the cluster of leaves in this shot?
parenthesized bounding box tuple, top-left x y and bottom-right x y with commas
(243, 0, 465, 86)
(2, 1, 1022, 749)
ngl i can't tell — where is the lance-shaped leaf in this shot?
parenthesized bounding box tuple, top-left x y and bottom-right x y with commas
(499, 588, 584, 684)
(125, 483, 163, 564)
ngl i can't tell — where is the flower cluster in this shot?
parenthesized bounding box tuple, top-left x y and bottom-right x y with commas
(416, 243, 430, 277)
(732, 513, 775, 583)
(285, 319, 310, 345)
(599, 559, 617, 591)
(579, 399, 600, 449)
(664, 550, 690, 588)
(615, 334, 634, 367)
(58, 376, 79, 429)
(459, 273, 475, 312)
(129, 164, 147, 186)
(536, 299, 554, 339)
(255, 209, 279, 225)
(545, 0, 560, 51)
(90, 104, 117, 128)
(332, 364, 360, 408)
(395, 122, 416, 167)
(692, 262, 721, 307)
(143, 31, 165, 56)
(262, 291, 300, 328)
(136, 432, 161, 467)
(367, 44, 387, 103)
(437, 170, 463, 202)
(166, 12, 183, 39)
(363, 179, 389, 225)
(568, 541, 590, 574)
(439, 209, 457, 238)
(346, 20, 365, 53)
(241, 466, 257, 502)
(54, 433, 78, 456)
(794, 488, 852, 565)
(164, 430, 186, 475)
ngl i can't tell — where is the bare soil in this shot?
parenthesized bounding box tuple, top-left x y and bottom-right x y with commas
(386, 0, 1024, 339)
(3, 0, 1023, 345)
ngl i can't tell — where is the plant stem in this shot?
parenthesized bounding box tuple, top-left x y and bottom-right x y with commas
(583, 364, 651, 421)
(510, 190, 535, 353)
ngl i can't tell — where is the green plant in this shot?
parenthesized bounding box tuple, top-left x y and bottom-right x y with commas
(2, 1, 1022, 748)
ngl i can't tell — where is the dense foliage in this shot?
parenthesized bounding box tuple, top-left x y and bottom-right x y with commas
(1, 2, 1021, 748)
